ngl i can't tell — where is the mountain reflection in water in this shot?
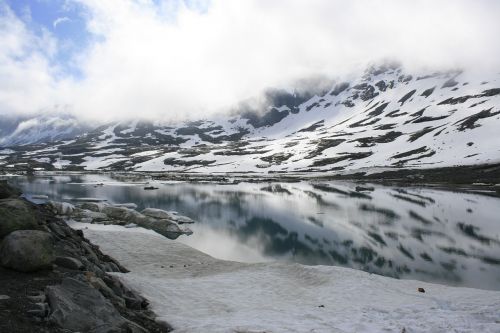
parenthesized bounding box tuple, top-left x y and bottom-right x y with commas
(6, 174, 500, 290)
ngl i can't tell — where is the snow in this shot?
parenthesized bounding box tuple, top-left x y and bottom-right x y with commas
(0, 149, 15, 154)
(75, 222, 500, 333)
(81, 154, 128, 170)
(53, 158, 72, 169)
(33, 157, 51, 163)
(3, 67, 500, 173)
(130, 150, 161, 157)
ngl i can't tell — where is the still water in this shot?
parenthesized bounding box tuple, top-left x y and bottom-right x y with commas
(5, 174, 500, 290)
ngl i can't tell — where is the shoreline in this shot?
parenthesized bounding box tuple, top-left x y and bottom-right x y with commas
(2, 161, 500, 198)
(78, 221, 500, 333)
(2, 180, 500, 332)
(0, 181, 172, 332)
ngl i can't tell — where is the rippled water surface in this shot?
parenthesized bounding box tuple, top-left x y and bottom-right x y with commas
(5, 174, 500, 290)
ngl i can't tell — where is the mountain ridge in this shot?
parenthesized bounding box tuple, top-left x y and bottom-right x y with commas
(1, 64, 499, 173)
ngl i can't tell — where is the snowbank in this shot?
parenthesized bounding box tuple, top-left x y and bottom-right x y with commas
(75, 223, 500, 333)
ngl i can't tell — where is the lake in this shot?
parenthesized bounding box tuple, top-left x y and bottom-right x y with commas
(4, 174, 500, 290)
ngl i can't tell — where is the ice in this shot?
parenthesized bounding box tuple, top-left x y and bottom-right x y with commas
(77, 223, 500, 333)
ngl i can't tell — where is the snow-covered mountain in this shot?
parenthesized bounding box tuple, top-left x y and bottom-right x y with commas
(0, 114, 88, 147)
(1, 64, 500, 173)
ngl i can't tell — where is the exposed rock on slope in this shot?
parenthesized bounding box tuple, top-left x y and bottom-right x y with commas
(1, 64, 500, 173)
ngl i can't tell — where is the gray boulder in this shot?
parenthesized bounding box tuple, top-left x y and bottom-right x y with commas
(54, 256, 84, 270)
(141, 208, 174, 220)
(48, 201, 76, 216)
(139, 219, 193, 240)
(46, 277, 127, 333)
(102, 206, 136, 221)
(73, 210, 109, 223)
(78, 201, 109, 212)
(142, 208, 195, 224)
(0, 199, 40, 238)
(0, 230, 55, 272)
(114, 203, 138, 210)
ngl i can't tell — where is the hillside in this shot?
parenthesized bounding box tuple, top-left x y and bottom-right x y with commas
(1, 64, 499, 174)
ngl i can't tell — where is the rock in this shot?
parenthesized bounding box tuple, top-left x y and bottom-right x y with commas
(143, 186, 159, 190)
(88, 262, 105, 277)
(171, 214, 195, 224)
(87, 276, 126, 308)
(125, 321, 149, 333)
(74, 209, 109, 223)
(46, 277, 127, 332)
(0, 181, 21, 199)
(72, 198, 108, 203)
(139, 219, 193, 240)
(78, 201, 108, 212)
(54, 256, 84, 270)
(48, 201, 76, 216)
(27, 291, 46, 303)
(31, 195, 49, 200)
(0, 230, 55, 272)
(70, 202, 192, 239)
(141, 208, 174, 220)
(121, 284, 149, 310)
(142, 208, 195, 224)
(102, 262, 120, 272)
(103, 275, 125, 297)
(102, 206, 136, 221)
(48, 223, 70, 239)
(26, 302, 50, 318)
(0, 199, 40, 238)
(114, 203, 138, 210)
(81, 242, 100, 263)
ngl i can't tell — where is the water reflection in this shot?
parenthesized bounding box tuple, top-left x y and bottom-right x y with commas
(5, 174, 500, 290)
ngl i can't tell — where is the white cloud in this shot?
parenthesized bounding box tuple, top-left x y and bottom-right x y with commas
(0, 3, 62, 116)
(1, 0, 500, 121)
(53, 16, 71, 28)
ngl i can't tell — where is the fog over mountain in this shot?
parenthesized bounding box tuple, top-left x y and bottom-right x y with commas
(1, 0, 500, 122)
(2, 63, 499, 173)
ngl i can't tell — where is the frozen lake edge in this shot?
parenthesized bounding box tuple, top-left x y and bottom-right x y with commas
(74, 222, 500, 333)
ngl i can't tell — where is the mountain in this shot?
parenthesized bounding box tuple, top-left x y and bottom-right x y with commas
(1, 64, 499, 173)
(0, 114, 88, 147)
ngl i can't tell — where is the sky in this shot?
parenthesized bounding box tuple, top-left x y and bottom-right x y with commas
(1, 0, 500, 122)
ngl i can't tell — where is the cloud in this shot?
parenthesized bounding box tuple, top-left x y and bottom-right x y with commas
(0, 2, 61, 116)
(1, 0, 500, 121)
(53, 16, 71, 28)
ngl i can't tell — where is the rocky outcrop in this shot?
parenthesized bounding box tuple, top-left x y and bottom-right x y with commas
(0, 181, 172, 332)
(50, 200, 194, 240)
(0, 230, 55, 272)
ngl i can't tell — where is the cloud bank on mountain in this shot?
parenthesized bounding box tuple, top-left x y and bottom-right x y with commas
(1, 0, 499, 121)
